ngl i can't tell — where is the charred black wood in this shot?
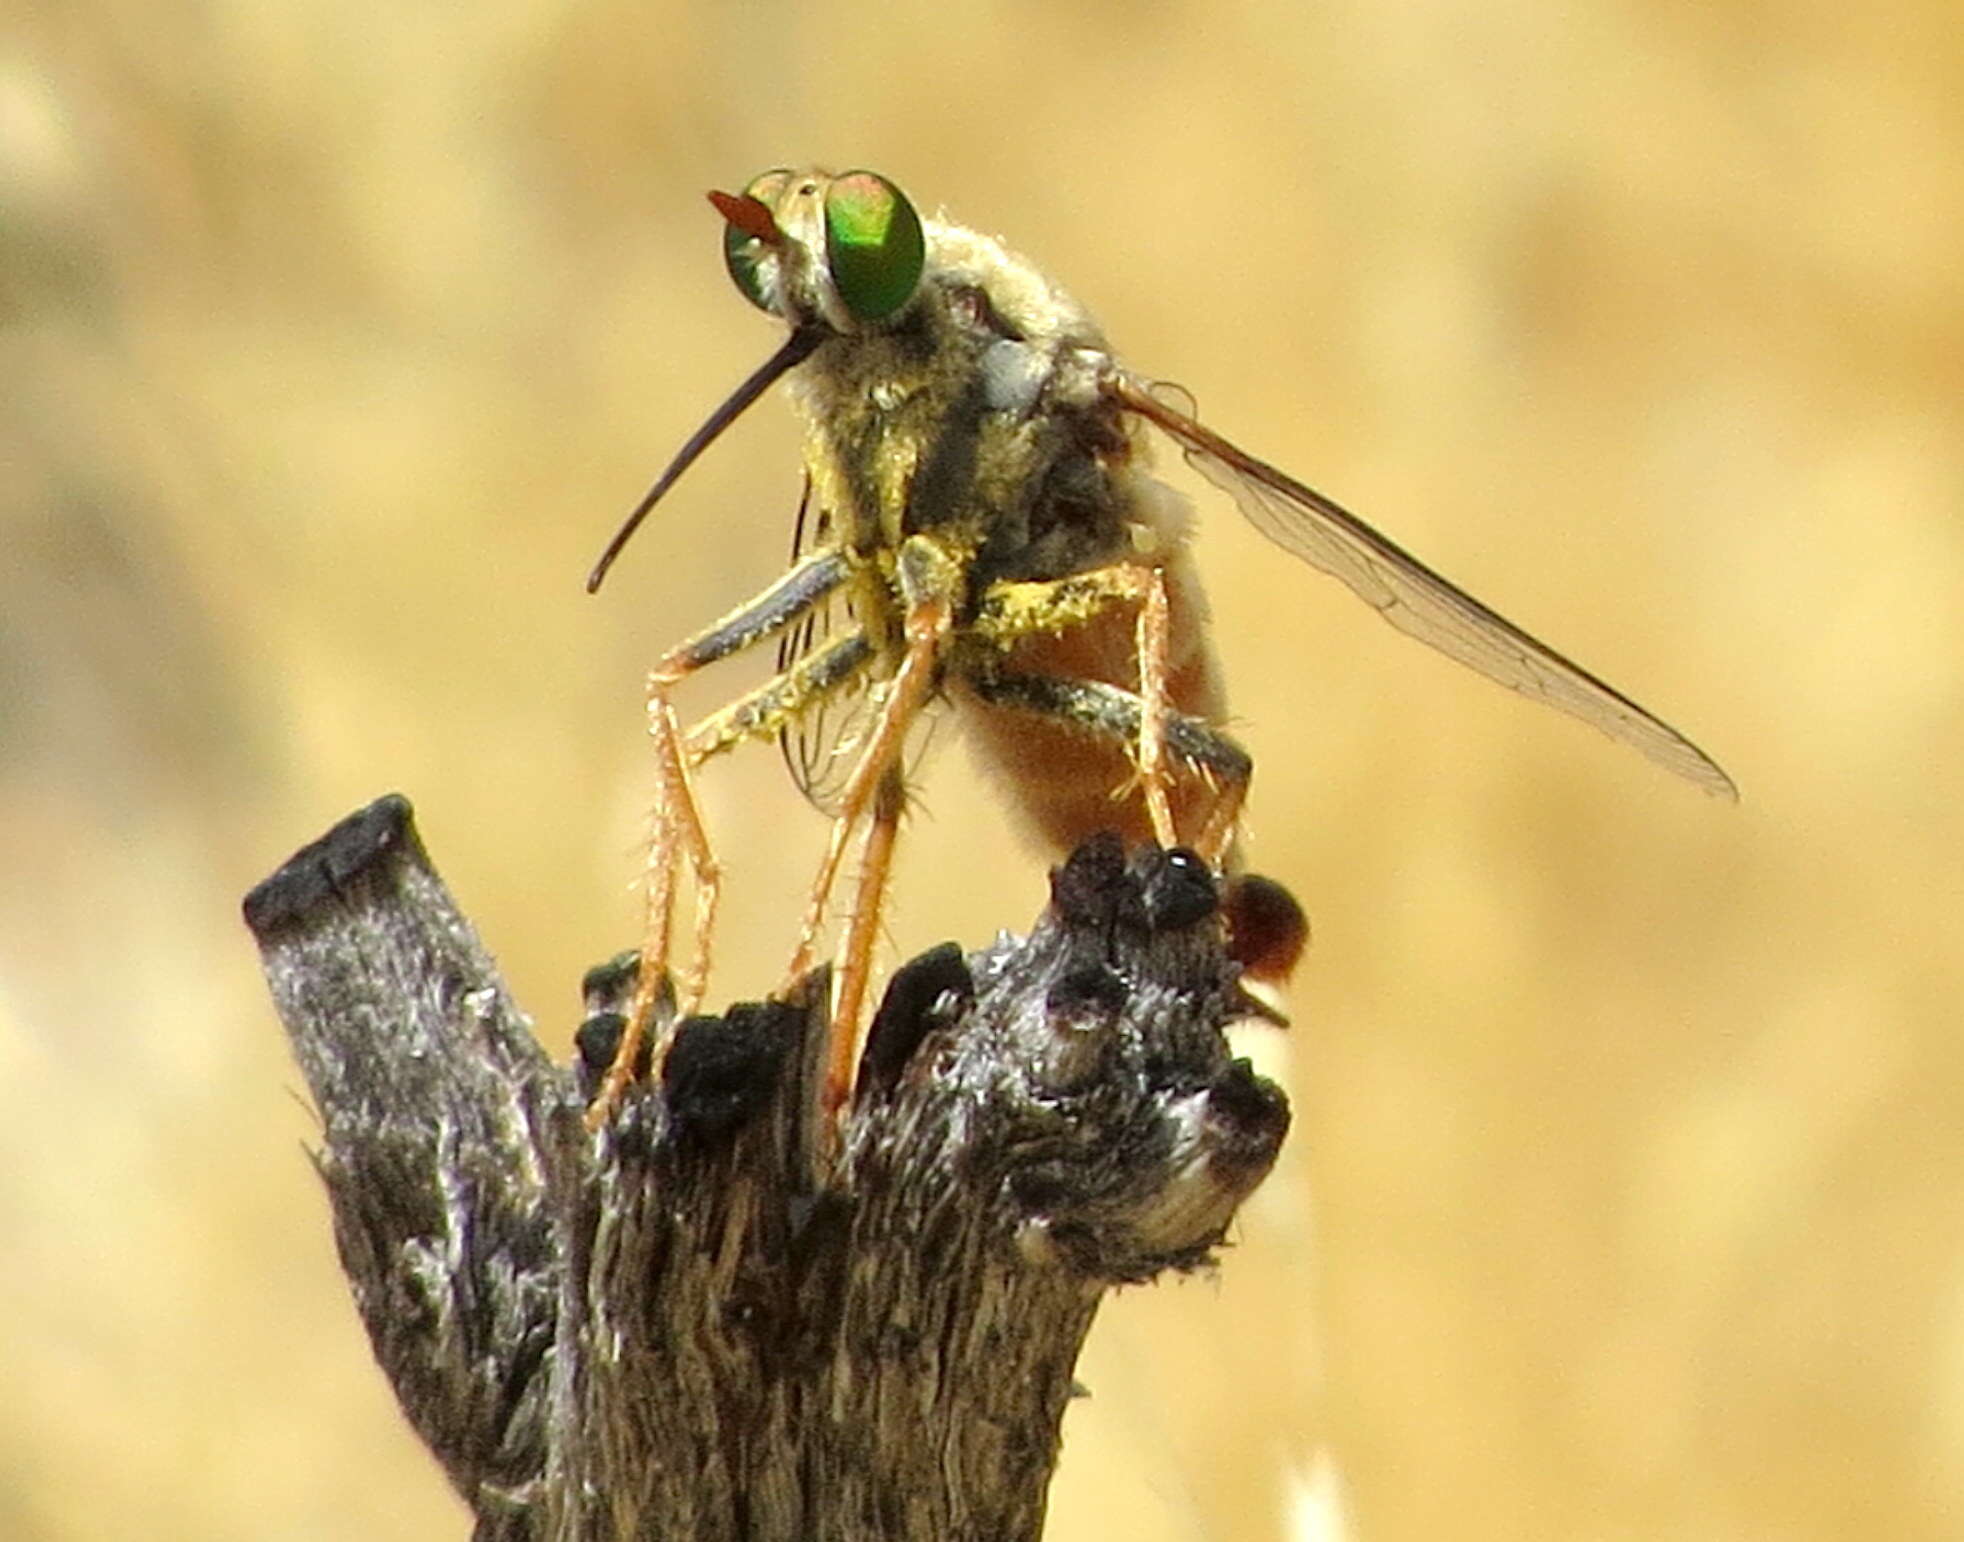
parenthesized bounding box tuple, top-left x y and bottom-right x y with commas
(245, 801, 1290, 1541)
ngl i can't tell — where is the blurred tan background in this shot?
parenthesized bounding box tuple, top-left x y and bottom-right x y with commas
(4, 0, 1960, 1537)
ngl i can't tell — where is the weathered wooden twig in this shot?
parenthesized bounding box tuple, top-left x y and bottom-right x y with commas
(243, 794, 1289, 1541)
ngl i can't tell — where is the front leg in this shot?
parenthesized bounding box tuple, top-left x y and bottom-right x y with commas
(783, 533, 965, 1128)
(587, 550, 863, 1129)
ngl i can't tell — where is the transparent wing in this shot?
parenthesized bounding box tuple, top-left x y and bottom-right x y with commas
(1105, 372, 1735, 798)
(777, 476, 876, 814)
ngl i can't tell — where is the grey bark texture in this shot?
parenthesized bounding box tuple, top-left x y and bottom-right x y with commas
(243, 794, 1289, 1541)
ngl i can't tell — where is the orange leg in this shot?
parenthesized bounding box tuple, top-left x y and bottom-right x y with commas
(1131, 565, 1178, 849)
(780, 540, 962, 1128)
(583, 629, 871, 1132)
(962, 663, 1253, 864)
(587, 663, 723, 1132)
(1191, 765, 1245, 865)
(972, 560, 1193, 849)
(822, 763, 908, 1125)
(785, 587, 950, 987)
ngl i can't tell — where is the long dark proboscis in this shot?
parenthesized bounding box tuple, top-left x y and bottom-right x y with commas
(586, 327, 825, 593)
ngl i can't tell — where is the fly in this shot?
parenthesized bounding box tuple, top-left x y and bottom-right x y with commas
(583, 168, 1734, 1130)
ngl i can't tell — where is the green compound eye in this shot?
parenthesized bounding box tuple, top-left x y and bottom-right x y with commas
(823, 171, 925, 322)
(723, 168, 793, 313)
